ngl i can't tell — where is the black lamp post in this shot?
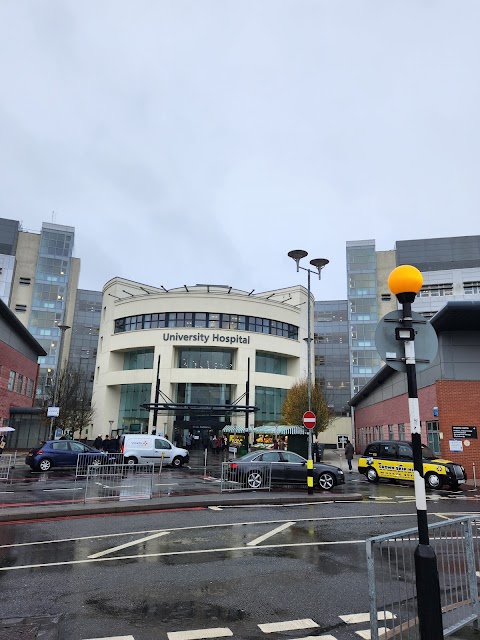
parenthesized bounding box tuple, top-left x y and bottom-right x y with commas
(288, 250, 329, 495)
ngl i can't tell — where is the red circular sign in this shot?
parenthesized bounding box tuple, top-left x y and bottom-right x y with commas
(303, 411, 316, 429)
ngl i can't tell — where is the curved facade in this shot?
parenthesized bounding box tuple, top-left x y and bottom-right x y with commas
(92, 279, 310, 441)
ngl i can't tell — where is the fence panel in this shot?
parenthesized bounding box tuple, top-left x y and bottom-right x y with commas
(84, 463, 154, 502)
(76, 452, 124, 477)
(0, 452, 16, 482)
(367, 516, 480, 640)
(221, 461, 272, 492)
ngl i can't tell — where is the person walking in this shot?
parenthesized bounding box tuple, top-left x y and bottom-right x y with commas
(211, 434, 218, 455)
(185, 432, 193, 450)
(0, 435, 6, 456)
(344, 439, 355, 472)
(93, 435, 103, 450)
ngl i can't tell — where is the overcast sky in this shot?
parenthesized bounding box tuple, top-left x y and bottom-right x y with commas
(1, 1, 479, 301)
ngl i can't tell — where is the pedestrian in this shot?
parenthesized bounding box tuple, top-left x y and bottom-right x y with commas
(223, 435, 228, 451)
(216, 435, 223, 453)
(102, 434, 111, 452)
(272, 438, 279, 450)
(211, 435, 218, 455)
(93, 435, 103, 450)
(185, 432, 193, 450)
(313, 440, 319, 463)
(0, 435, 6, 456)
(278, 436, 285, 451)
(344, 439, 355, 472)
(201, 432, 209, 450)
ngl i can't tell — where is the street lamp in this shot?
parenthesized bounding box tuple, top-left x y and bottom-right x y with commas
(49, 323, 71, 440)
(288, 250, 329, 495)
(387, 265, 443, 640)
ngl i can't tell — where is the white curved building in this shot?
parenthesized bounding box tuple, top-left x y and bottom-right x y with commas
(92, 278, 310, 442)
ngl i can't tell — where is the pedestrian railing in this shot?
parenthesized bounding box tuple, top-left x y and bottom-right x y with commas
(76, 452, 124, 477)
(366, 516, 480, 639)
(84, 463, 154, 502)
(0, 452, 16, 482)
(220, 461, 272, 492)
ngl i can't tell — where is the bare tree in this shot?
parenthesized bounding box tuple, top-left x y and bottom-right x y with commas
(44, 366, 94, 437)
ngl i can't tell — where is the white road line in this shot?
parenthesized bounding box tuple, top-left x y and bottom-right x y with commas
(0, 539, 366, 572)
(340, 612, 395, 624)
(287, 636, 336, 640)
(2, 511, 478, 551)
(83, 636, 134, 640)
(88, 531, 170, 559)
(434, 514, 451, 520)
(208, 506, 223, 511)
(154, 483, 179, 486)
(356, 628, 388, 639)
(259, 619, 318, 633)
(167, 627, 233, 640)
(247, 521, 295, 546)
(43, 488, 83, 491)
(0, 491, 14, 494)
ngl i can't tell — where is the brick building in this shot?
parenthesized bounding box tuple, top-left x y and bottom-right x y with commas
(350, 302, 480, 482)
(0, 299, 46, 446)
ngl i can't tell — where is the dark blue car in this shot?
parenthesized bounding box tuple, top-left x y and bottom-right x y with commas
(25, 440, 107, 471)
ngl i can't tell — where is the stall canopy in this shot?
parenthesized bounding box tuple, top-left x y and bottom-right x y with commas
(222, 425, 306, 435)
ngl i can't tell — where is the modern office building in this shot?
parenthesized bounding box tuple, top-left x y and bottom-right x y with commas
(92, 278, 310, 441)
(345, 235, 480, 398)
(67, 289, 103, 400)
(0, 218, 80, 400)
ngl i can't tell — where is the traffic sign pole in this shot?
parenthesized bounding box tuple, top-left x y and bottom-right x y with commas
(303, 411, 316, 495)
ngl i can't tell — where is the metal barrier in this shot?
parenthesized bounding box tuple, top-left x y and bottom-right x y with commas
(76, 452, 124, 477)
(366, 516, 480, 639)
(220, 461, 272, 492)
(84, 463, 154, 502)
(0, 452, 16, 482)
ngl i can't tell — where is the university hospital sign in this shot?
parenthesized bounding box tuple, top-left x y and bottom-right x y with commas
(163, 332, 251, 345)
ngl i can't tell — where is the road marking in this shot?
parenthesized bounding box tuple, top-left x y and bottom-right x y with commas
(434, 514, 451, 520)
(286, 636, 336, 640)
(154, 483, 179, 486)
(0, 491, 14, 494)
(2, 511, 478, 551)
(247, 521, 295, 546)
(83, 636, 135, 640)
(340, 612, 395, 624)
(43, 487, 83, 491)
(208, 506, 223, 511)
(167, 628, 233, 639)
(259, 619, 318, 633)
(88, 531, 170, 559)
(356, 629, 387, 639)
(368, 497, 393, 500)
(477, 572, 480, 578)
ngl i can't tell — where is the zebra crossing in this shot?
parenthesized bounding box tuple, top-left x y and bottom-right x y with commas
(82, 611, 395, 640)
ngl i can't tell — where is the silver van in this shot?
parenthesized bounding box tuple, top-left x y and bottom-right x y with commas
(119, 434, 189, 467)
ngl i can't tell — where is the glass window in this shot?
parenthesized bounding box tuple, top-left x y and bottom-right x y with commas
(388, 424, 394, 439)
(259, 451, 282, 462)
(8, 371, 15, 391)
(281, 452, 305, 463)
(69, 442, 87, 452)
(155, 438, 171, 450)
(176, 383, 232, 406)
(118, 384, 152, 432)
(365, 443, 379, 456)
(194, 313, 206, 328)
(255, 352, 288, 375)
(379, 443, 398, 459)
(51, 441, 69, 451)
(255, 386, 288, 424)
(178, 348, 233, 370)
(124, 349, 154, 370)
(398, 423, 406, 440)
(398, 444, 413, 459)
(16, 374, 24, 394)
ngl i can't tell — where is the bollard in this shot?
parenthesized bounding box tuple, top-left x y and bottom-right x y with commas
(159, 453, 164, 476)
(204, 447, 208, 478)
(473, 463, 477, 489)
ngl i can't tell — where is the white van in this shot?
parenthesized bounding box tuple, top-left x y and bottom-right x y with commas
(119, 435, 189, 468)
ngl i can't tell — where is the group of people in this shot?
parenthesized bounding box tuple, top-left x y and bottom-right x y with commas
(209, 434, 228, 454)
(93, 434, 119, 453)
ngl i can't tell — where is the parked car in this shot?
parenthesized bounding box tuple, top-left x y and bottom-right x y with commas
(226, 450, 345, 490)
(358, 440, 467, 489)
(25, 440, 108, 472)
(118, 434, 189, 467)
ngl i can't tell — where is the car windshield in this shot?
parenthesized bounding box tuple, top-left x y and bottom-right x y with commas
(421, 445, 436, 460)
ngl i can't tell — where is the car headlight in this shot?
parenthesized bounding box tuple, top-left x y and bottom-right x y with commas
(337, 469, 344, 474)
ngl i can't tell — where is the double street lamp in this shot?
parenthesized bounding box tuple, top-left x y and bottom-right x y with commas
(288, 250, 329, 495)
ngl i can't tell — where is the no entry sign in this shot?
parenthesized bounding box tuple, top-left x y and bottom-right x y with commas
(303, 411, 316, 430)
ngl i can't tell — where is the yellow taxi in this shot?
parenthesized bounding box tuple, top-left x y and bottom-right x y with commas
(358, 440, 467, 490)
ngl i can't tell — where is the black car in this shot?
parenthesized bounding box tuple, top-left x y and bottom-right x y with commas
(227, 450, 345, 490)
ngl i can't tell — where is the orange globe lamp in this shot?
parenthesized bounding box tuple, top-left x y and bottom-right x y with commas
(388, 265, 423, 303)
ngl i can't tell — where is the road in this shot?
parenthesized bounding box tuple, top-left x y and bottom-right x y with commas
(0, 489, 479, 640)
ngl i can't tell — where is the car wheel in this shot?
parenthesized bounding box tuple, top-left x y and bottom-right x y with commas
(247, 470, 263, 489)
(426, 472, 442, 490)
(366, 467, 379, 483)
(317, 472, 335, 491)
(172, 456, 183, 468)
(125, 457, 137, 466)
(38, 458, 52, 472)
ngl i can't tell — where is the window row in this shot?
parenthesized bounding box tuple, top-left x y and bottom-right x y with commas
(114, 313, 299, 339)
(418, 283, 453, 297)
(464, 281, 480, 295)
(7, 371, 34, 397)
